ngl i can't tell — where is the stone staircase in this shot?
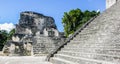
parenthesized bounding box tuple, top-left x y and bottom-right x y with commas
(33, 36, 55, 56)
(47, 1, 120, 64)
(33, 42, 48, 56)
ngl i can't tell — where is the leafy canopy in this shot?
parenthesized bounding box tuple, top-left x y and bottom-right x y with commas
(62, 8, 100, 37)
(0, 29, 15, 50)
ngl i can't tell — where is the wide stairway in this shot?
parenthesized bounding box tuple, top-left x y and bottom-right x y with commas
(48, 1, 120, 64)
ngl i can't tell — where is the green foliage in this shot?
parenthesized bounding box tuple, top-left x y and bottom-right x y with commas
(0, 30, 8, 50)
(8, 29, 15, 40)
(0, 29, 15, 51)
(0, 30, 8, 44)
(62, 8, 100, 37)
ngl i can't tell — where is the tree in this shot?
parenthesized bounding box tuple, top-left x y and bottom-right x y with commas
(0, 30, 8, 44)
(62, 8, 100, 37)
(0, 29, 15, 50)
(0, 30, 8, 50)
(8, 29, 15, 40)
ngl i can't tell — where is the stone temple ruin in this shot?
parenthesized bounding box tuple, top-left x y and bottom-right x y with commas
(2, 11, 65, 56)
(1, 0, 120, 64)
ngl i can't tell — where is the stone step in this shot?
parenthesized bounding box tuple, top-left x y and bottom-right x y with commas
(66, 44, 120, 48)
(34, 37, 48, 39)
(33, 47, 53, 49)
(33, 50, 52, 53)
(53, 54, 116, 64)
(67, 41, 120, 45)
(72, 35, 92, 41)
(33, 49, 46, 51)
(33, 49, 48, 51)
(35, 40, 50, 42)
(0, 56, 52, 64)
(34, 44, 54, 47)
(61, 49, 120, 55)
(64, 45, 120, 49)
(68, 41, 87, 45)
(80, 22, 101, 31)
(64, 46, 120, 50)
(33, 43, 53, 45)
(50, 57, 77, 64)
(9, 54, 21, 56)
(66, 42, 90, 47)
(34, 54, 48, 56)
(66, 42, 120, 47)
(58, 51, 120, 58)
(34, 51, 48, 54)
(70, 39, 120, 44)
(64, 46, 120, 49)
(33, 50, 43, 52)
(72, 37, 90, 41)
(76, 32, 95, 39)
(33, 46, 54, 48)
(77, 30, 97, 35)
(77, 31, 98, 37)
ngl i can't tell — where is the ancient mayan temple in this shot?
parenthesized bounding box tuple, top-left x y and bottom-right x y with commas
(46, 0, 120, 64)
(2, 0, 120, 64)
(2, 11, 65, 56)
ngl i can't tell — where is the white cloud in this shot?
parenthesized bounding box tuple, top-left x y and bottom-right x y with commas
(0, 23, 15, 32)
(97, 9, 100, 12)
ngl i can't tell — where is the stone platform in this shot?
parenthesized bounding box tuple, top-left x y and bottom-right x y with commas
(0, 56, 52, 64)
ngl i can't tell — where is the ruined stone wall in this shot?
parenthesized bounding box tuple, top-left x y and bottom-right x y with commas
(3, 11, 65, 56)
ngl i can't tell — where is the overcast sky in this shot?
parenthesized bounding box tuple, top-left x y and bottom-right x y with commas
(0, 0, 105, 32)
